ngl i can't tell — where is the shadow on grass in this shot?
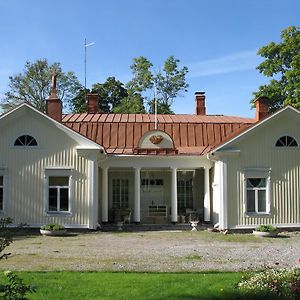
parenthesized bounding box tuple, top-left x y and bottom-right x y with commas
(275, 234, 290, 239)
(175, 292, 281, 300)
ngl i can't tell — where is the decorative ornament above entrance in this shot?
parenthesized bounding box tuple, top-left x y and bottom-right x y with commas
(149, 135, 164, 145)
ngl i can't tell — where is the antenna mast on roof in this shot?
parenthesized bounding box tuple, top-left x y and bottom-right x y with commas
(84, 38, 95, 103)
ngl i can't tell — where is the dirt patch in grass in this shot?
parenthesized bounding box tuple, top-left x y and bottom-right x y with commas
(1, 230, 299, 272)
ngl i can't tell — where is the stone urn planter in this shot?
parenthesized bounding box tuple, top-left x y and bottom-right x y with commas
(40, 224, 67, 236)
(190, 221, 198, 231)
(253, 225, 278, 238)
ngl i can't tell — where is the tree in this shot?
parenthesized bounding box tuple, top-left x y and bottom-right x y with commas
(71, 56, 189, 114)
(128, 55, 189, 114)
(92, 77, 128, 113)
(252, 26, 300, 111)
(1, 59, 82, 112)
(70, 88, 90, 113)
(113, 89, 145, 114)
(71, 77, 129, 113)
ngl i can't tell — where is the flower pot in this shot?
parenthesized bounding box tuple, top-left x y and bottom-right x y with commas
(40, 229, 67, 236)
(190, 221, 198, 231)
(253, 230, 278, 238)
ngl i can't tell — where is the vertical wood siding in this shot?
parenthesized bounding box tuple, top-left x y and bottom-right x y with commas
(0, 111, 90, 227)
(226, 116, 300, 227)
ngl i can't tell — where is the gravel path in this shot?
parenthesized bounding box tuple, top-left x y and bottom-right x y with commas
(1, 230, 300, 272)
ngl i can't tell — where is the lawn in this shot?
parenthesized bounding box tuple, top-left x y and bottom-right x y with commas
(0, 271, 279, 300)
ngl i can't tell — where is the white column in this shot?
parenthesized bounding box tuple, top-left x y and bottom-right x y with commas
(204, 167, 211, 222)
(101, 167, 108, 223)
(88, 155, 98, 229)
(171, 167, 178, 223)
(134, 167, 141, 223)
(219, 159, 228, 230)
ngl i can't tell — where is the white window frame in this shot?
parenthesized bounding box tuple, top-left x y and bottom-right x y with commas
(44, 168, 72, 215)
(243, 168, 271, 216)
(0, 169, 7, 213)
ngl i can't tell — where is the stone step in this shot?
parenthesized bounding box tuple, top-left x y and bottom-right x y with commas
(101, 223, 211, 232)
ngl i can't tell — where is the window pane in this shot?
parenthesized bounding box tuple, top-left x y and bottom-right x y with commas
(247, 190, 255, 212)
(49, 188, 57, 211)
(258, 190, 266, 212)
(49, 176, 69, 186)
(60, 188, 69, 211)
(156, 179, 164, 186)
(246, 179, 254, 188)
(0, 187, 3, 210)
(0, 176, 3, 186)
(248, 178, 263, 188)
(27, 137, 38, 146)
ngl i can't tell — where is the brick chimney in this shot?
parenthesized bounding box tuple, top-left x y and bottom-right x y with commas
(195, 92, 206, 115)
(46, 71, 62, 122)
(87, 94, 99, 113)
(255, 96, 269, 121)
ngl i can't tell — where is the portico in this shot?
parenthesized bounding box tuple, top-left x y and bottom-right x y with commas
(99, 155, 212, 224)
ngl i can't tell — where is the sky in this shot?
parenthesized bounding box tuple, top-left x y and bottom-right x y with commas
(0, 0, 299, 117)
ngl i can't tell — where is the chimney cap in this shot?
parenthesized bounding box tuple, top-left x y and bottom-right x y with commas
(254, 95, 269, 103)
(195, 91, 205, 95)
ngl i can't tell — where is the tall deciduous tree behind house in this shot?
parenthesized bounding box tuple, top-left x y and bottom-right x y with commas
(72, 55, 189, 114)
(252, 26, 300, 111)
(128, 55, 189, 114)
(1, 59, 82, 112)
(71, 77, 130, 113)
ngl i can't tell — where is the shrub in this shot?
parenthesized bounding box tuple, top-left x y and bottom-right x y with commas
(239, 268, 300, 299)
(0, 218, 36, 299)
(40, 224, 65, 231)
(255, 224, 278, 232)
(0, 271, 36, 300)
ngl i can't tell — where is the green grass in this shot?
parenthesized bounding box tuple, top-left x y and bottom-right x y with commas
(0, 271, 280, 300)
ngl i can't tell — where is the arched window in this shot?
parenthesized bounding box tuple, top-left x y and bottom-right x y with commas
(275, 136, 298, 147)
(14, 135, 38, 146)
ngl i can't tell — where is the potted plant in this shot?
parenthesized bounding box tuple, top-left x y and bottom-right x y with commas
(253, 224, 279, 237)
(40, 223, 67, 236)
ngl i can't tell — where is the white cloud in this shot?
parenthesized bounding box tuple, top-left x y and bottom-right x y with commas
(187, 49, 261, 78)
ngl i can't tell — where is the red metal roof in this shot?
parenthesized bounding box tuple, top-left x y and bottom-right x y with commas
(62, 113, 255, 155)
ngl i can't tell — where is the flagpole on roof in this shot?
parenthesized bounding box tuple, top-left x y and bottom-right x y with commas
(154, 85, 158, 130)
(84, 38, 95, 103)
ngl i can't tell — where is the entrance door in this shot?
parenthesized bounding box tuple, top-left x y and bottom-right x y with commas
(140, 174, 166, 220)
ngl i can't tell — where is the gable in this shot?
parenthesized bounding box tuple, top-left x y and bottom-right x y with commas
(0, 104, 103, 151)
(212, 106, 300, 154)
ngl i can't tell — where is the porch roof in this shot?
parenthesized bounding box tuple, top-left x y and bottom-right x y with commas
(62, 113, 255, 155)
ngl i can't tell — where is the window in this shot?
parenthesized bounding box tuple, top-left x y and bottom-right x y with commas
(48, 176, 70, 212)
(275, 136, 298, 147)
(0, 176, 3, 211)
(244, 169, 271, 214)
(177, 178, 193, 211)
(246, 178, 267, 213)
(14, 135, 38, 146)
(45, 169, 71, 214)
(141, 179, 164, 187)
(112, 179, 129, 208)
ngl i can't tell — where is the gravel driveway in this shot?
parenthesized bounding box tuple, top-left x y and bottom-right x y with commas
(1, 230, 299, 272)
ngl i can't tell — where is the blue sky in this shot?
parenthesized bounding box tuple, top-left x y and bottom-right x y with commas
(0, 0, 299, 117)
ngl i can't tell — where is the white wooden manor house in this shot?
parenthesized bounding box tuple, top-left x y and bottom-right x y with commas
(0, 77, 300, 230)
